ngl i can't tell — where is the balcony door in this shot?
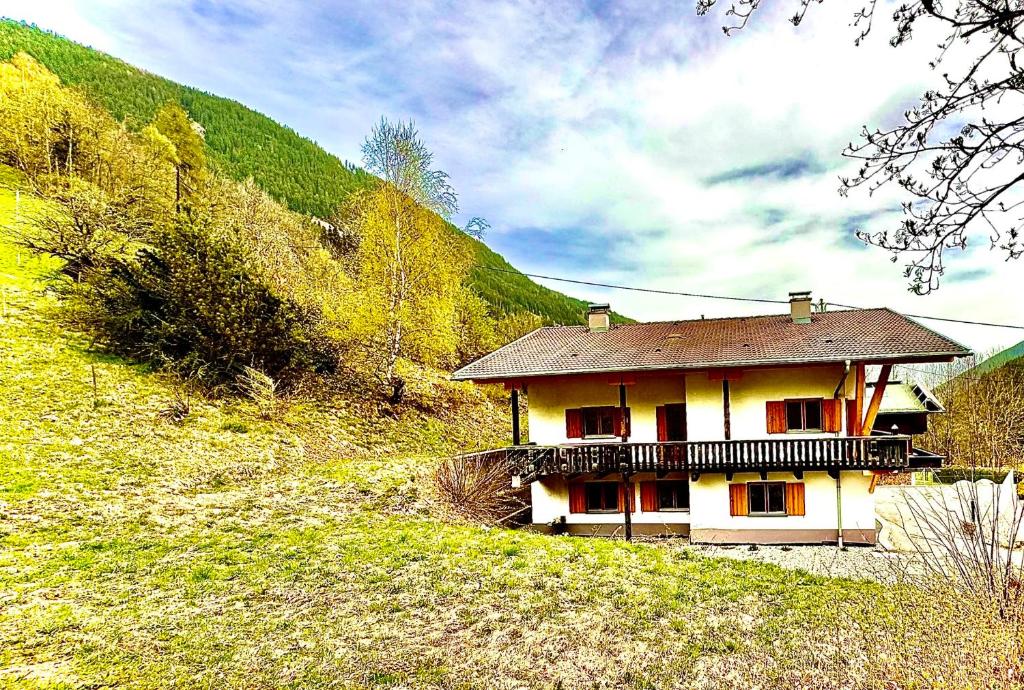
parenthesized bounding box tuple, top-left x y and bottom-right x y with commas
(656, 403, 687, 442)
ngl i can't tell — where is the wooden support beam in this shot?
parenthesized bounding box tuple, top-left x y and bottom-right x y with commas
(852, 363, 866, 436)
(510, 388, 521, 446)
(722, 380, 732, 441)
(619, 382, 632, 542)
(862, 364, 893, 436)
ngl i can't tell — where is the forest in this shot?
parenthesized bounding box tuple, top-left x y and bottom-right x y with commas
(0, 49, 547, 402)
(0, 19, 627, 328)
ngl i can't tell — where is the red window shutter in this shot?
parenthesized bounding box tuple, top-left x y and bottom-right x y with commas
(729, 484, 748, 517)
(568, 483, 586, 513)
(822, 399, 843, 433)
(640, 481, 658, 512)
(785, 483, 806, 516)
(617, 483, 636, 513)
(613, 408, 631, 437)
(565, 409, 583, 438)
(766, 401, 787, 434)
(656, 406, 668, 442)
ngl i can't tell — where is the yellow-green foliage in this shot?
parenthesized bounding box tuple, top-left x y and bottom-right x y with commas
(344, 185, 472, 374)
(0, 54, 513, 389)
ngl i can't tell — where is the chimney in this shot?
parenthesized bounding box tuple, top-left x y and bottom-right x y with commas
(789, 291, 812, 324)
(587, 303, 611, 332)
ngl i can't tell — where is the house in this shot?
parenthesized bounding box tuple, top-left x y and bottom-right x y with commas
(451, 292, 971, 545)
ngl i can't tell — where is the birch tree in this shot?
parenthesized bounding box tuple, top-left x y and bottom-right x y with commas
(348, 118, 477, 403)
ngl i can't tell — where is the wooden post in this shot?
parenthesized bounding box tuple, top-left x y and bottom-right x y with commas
(510, 388, 521, 446)
(853, 363, 866, 436)
(619, 382, 632, 541)
(862, 364, 893, 435)
(722, 379, 731, 440)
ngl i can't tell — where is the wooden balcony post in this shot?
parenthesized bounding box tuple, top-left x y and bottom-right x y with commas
(511, 388, 521, 446)
(722, 379, 732, 440)
(619, 381, 632, 541)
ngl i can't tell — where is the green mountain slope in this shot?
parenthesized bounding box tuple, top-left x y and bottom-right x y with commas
(960, 339, 1024, 378)
(0, 19, 627, 326)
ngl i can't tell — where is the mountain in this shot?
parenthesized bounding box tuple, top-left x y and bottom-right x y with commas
(960, 339, 1024, 378)
(0, 19, 628, 326)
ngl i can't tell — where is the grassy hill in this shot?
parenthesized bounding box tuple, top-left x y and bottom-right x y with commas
(0, 19, 626, 326)
(1, 173, 1019, 688)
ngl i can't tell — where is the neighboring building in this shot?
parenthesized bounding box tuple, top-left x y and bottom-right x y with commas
(867, 379, 945, 435)
(451, 292, 971, 545)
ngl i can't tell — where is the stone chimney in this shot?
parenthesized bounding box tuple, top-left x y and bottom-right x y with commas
(588, 303, 611, 332)
(789, 291, 812, 324)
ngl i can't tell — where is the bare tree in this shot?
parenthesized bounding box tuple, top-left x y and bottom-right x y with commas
(698, 0, 1024, 293)
(894, 478, 1024, 619)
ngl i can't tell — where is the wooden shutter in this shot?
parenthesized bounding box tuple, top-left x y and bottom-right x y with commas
(565, 409, 583, 438)
(656, 406, 668, 442)
(729, 483, 748, 516)
(613, 408, 631, 437)
(640, 481, 658, 512)
(822, 398, 843, 433)
(845, 399, 859, 436)
(568, 482, 586, 513)
(617, 483, 636, 513)
(766, 401, 787, 434)
(785, 482, 806, 516)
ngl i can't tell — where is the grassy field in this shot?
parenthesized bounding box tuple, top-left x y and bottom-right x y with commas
(1, 174, 1021, 689)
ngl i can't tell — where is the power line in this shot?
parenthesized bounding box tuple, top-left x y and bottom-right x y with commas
(476, 264, 1024, 331)
(826, 302, 1024, 331)
(476, 265, 789, 305)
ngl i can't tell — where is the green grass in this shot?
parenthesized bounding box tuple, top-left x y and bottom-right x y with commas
(1, 177, 1017, 688)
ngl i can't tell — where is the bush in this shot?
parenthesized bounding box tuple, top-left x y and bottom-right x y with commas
(71, 210, 338, 384)
(933, 467, 1018, 484)
(433, 451, 526, 524)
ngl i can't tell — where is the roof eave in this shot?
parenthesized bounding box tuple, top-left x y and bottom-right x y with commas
(451, 349, 971, 383)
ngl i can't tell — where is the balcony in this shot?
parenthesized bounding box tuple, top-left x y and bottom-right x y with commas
(463, 436, 920, 484)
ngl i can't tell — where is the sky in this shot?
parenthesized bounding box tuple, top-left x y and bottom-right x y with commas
(5, 0, 1022, 356)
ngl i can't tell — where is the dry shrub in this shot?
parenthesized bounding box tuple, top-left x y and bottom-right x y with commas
(238, 365, 278, 420)
(433, 451, 526, 524)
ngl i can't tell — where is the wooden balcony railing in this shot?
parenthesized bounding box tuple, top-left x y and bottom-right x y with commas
(462, 436, 912, 483)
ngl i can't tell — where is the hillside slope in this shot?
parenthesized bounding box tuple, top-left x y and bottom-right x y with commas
(0, 19, 626, 326)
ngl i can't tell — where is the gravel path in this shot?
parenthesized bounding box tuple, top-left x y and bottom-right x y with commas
(681, 543, 923, 583)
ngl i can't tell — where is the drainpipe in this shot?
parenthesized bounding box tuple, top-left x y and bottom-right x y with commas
(835, 471, 844, 548)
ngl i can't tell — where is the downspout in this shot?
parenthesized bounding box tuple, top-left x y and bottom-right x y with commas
(834, 361, 850, 549)
(836, 471, 844, 549)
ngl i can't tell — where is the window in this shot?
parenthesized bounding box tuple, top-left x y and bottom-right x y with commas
(582, 406, 616, 438)
(585, 482, 619, 513)
(656, 481, 689, 511)
(748, 482, 786, 516)
(784, 399, 823, 432)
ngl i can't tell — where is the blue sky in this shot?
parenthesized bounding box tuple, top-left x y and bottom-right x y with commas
(6, 0, 1022, 354)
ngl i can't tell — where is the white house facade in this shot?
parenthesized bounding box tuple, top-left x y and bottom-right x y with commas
(452, 292, 969, 545)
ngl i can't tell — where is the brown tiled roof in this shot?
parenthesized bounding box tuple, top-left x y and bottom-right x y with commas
(452, 308, 970, 381)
